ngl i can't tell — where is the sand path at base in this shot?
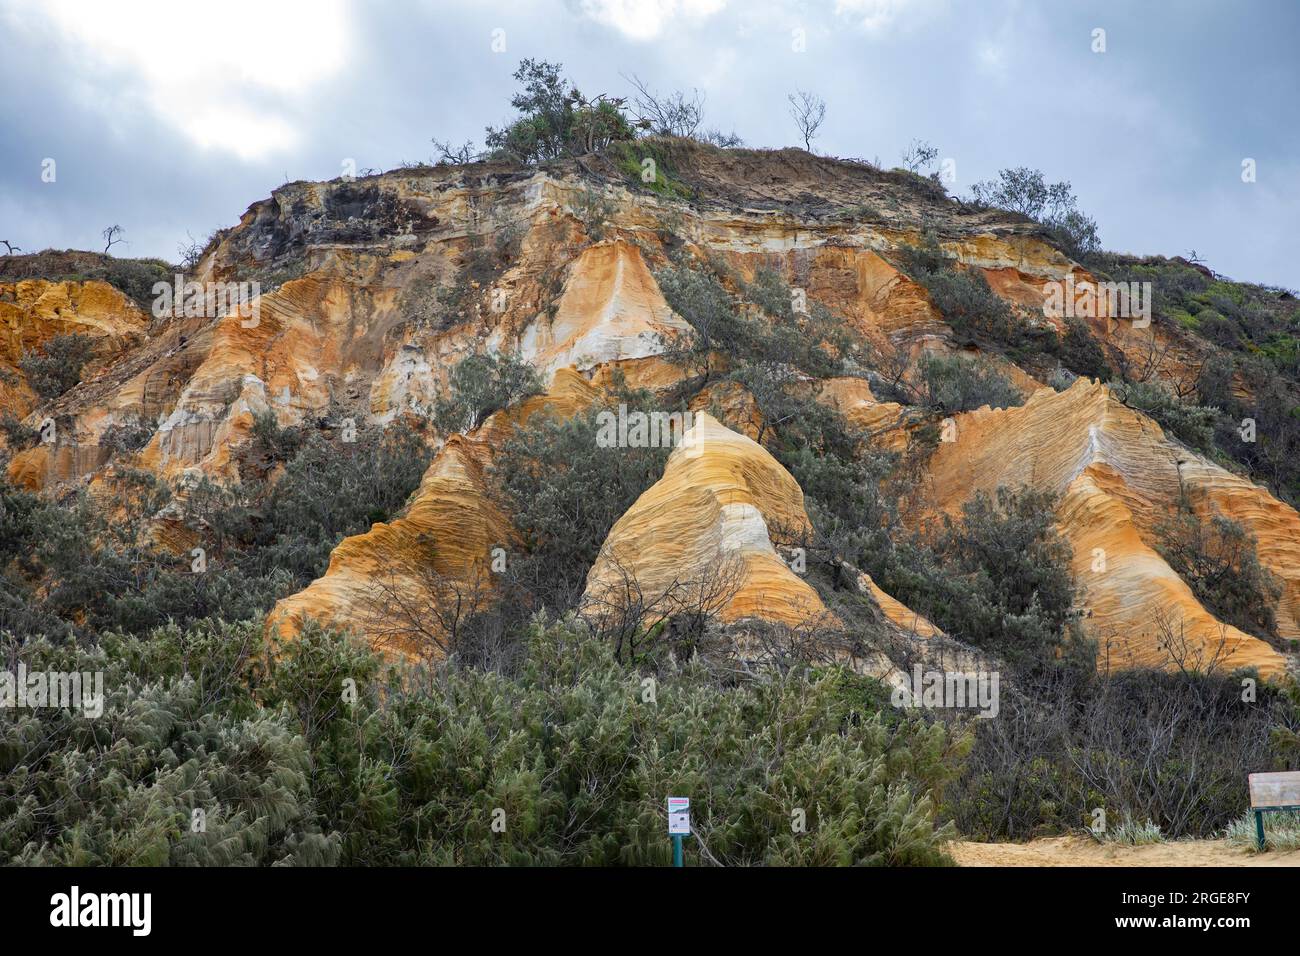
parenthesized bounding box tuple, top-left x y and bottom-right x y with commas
(950, 836, 1300, 867)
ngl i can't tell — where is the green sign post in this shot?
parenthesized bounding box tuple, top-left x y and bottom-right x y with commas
(668, 797, 690, 867)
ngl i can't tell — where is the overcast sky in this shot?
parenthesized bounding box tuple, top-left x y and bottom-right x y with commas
(2, 0, 1296, 288)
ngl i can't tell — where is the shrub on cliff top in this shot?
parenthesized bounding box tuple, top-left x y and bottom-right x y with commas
(484, 59, 636, 165)
(969, 167, 1100, 260)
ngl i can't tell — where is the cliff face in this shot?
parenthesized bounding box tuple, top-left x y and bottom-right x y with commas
(2, 279, 150, 488)
(3, 147, 1294, 681)
(583, 411, 828, 628)
(265, 367, 597, 656)
(922, 379, 1293, 678)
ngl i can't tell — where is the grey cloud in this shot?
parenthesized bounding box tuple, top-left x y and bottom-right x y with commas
(1, 0, 1295, 288)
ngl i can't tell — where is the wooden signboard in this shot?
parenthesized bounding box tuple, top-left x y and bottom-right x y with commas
(1247, 771, 1300, 850)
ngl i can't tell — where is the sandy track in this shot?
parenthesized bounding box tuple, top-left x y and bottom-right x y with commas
(950, 835, 1300, 867)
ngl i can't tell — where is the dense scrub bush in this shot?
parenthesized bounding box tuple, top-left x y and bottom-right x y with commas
(1155, 498, 1282, 641)
(656, 264, 856, 384)
(753, 373, 1083, 677)
(98, 415, 153, 454)
(784, 442, 899, 583)
(271, 617, 966, 865)
(0, 419, 433, 643)
(0, 480, 69, 638)
(1057, 317, 1113, 381)
(949, 665, 1300, 841)
(969, 167, 1099, 260)
(727, 355, 1078, 677)
(23, 471, 288, 638)
(250, 408, 304, 463)
(18, 333, 97, 400)
(740, 268, 860, 375)
(1114, 379, 1218, 453)
(1196, 309, 1242, 348)
(918, 354, 1023, 413)
(0, 412, 40, 450)
(1079, 253, 1300, 504)
(896, 234, 1022, 347)
(0, 620, 340, 865)
(1, 615, 966, 866)
(491, 404, 670, 614)
(232, 423, 433, 585)
(923, 268, 1022, 346)
(731, 362, 857, 455)
(655, 265, 749, 381)
(879, 487, 1089, 673)
(1210, 358, 1300, 505)
(432, 351, 542, 434)
(0, 479, 40, 568)
(0, 251, 173, 309)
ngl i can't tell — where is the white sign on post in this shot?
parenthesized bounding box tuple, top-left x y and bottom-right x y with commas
(667, 797, 691, 835)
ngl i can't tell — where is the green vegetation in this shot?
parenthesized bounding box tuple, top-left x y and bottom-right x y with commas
(0, 619, 338, 865)
(611, 139, 694, 199)
(6, 81, 1300, 865)
(18, 333, 97, 400)
(969, 166, 1100, 260)
(0, 251, 174, 309)
(882, 488, 1088, 674)
(690, 342, 1297, 845)
(1057, 317, 1113, 382)
(491, 401, 671, 615)
(950, 666, 1299, 841)
(1114, 379, 1218, 454)
(0, 420, 432, 644)
(432, 351, 542, 434)
(918, 354, 1023, 413)
(1, 615, 964, 866)
(896, 232, 1024, 347)
(1226, 810, 1300, 853)
(0, 413, 40, 450)
(656, 262, 858, 385)
(1155, 497, 1282, 642)
(484, 59, 637, 165)
(1099, 817, 1165, 846)
(1087, 253, 1300, 505)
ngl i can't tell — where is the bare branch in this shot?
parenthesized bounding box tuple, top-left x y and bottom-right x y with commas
(787, 89, 826, 152)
